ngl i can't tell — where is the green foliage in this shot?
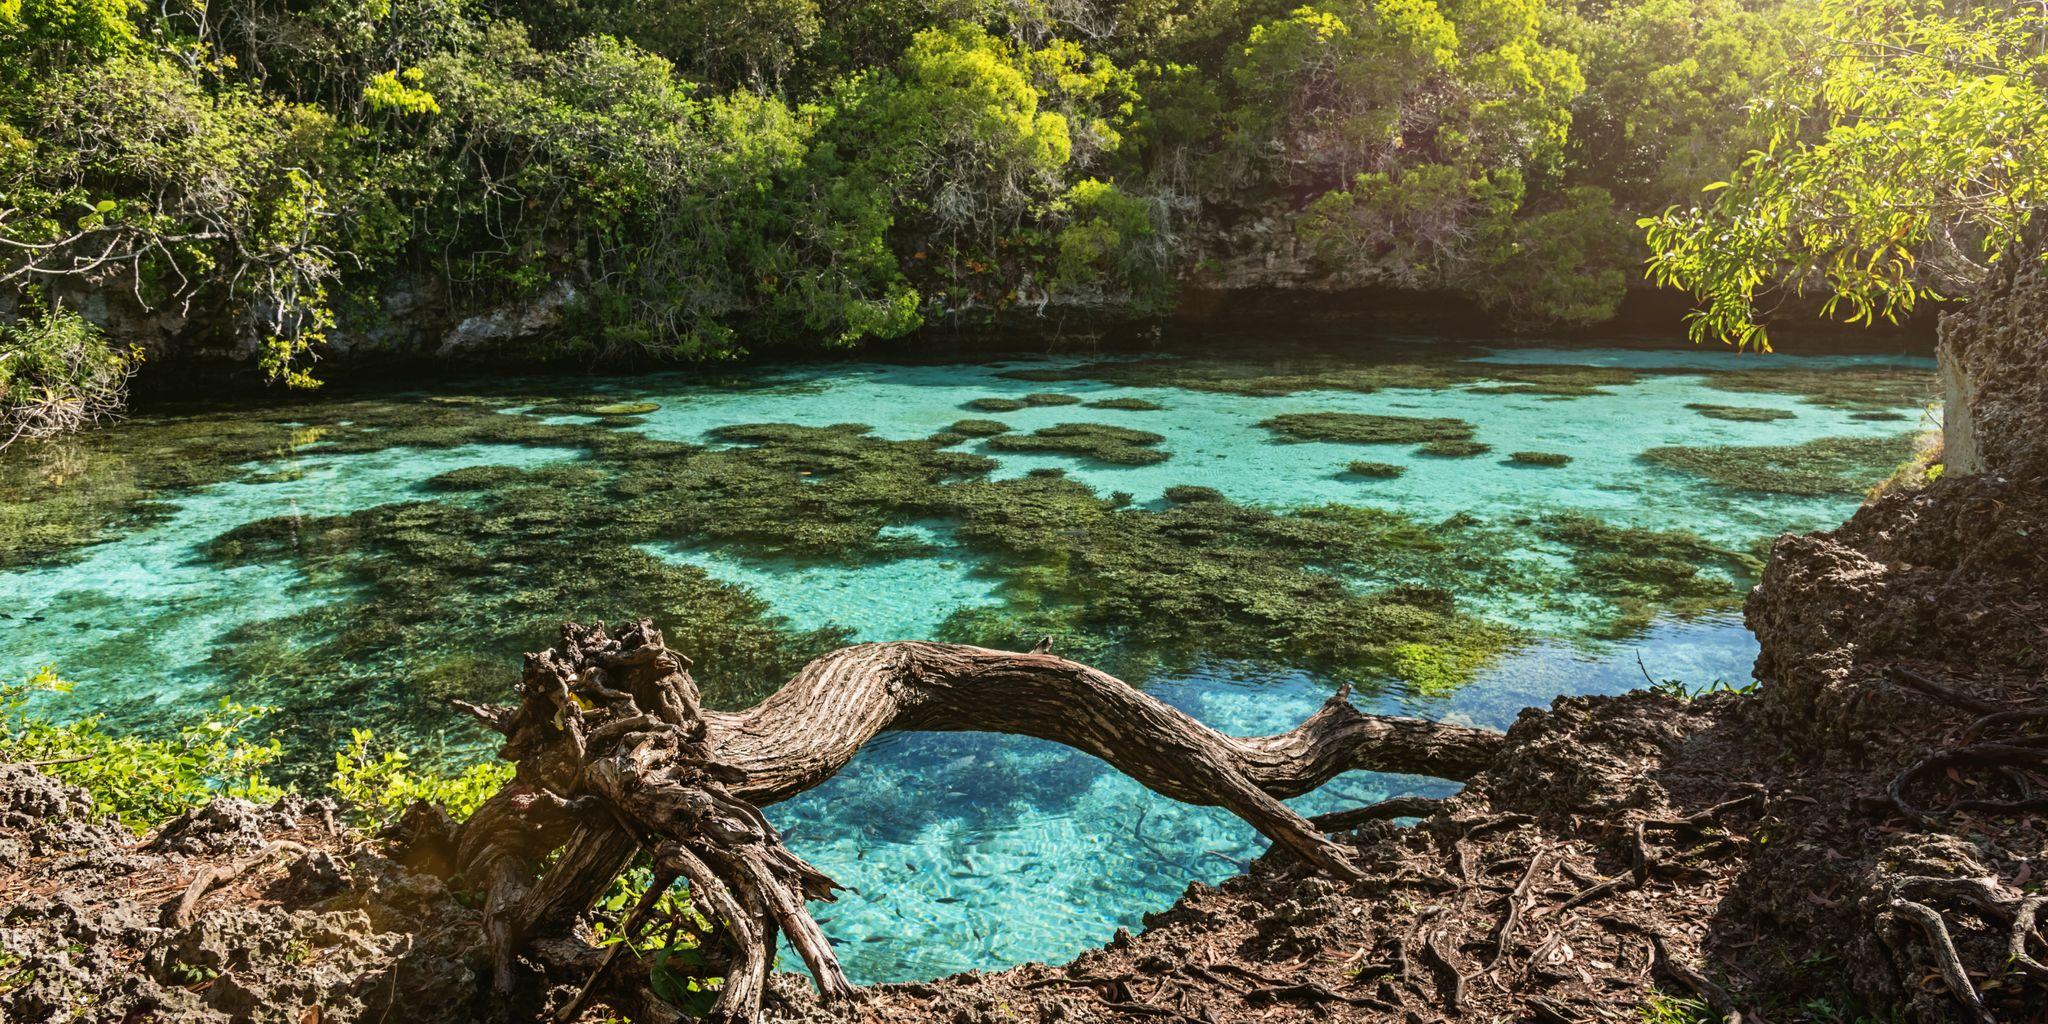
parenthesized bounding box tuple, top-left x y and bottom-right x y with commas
(6, 0, 1916, 370)
(1640, 0, 2048, 349)
(328, 728, 512, 826)
(0, 305, 138, 447)
(0, 667, 284, 832)
(1640, 991, 1713, 1024)
(1346, 460, 1406, 477)
(1559, 0, 1798, 210)
(1507, 450, 1569, 466)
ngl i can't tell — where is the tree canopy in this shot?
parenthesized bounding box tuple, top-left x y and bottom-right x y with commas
(1642, 0, 2047, 349)
(4, 0, 2017, 393)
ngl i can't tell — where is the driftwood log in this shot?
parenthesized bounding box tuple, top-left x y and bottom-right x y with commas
(445, 620, 1505, 1023)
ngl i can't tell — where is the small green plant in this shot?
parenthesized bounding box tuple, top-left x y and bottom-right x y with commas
(1640, 992, 1712, 1024)
(1638, 655, 1759, 700)
(165, 961, 221, 988)
(0, 951, 30, 995)
(328, 729, 513, 827)
(1, 667, 283, 832)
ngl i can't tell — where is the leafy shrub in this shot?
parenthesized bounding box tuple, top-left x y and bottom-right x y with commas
(0, 667, 283, 833)
(0, 307, 138, 449)
(328, 729, 513, 827)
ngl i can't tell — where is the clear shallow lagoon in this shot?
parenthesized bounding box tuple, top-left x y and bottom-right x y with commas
(0, 339, 1936, 982)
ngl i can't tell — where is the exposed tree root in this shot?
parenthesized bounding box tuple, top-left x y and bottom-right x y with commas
(442, 621, 1505, 1023)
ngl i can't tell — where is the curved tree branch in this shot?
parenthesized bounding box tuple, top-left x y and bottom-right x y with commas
(705, 640, 1504, 805)
(449, 622, 1505, 1024)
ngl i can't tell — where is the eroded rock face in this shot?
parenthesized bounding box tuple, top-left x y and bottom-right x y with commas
(0, 773, 482, 1024)
(1934, 230, 2048, 476)
(1734, 240, 2048, 1018)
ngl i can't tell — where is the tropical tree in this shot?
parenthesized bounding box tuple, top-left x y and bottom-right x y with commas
(1641, 0, 2047, 351)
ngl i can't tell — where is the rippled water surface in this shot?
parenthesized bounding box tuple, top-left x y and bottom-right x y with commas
(0, 338, 1937, 981)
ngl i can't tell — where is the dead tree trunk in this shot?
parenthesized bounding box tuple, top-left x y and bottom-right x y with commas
(447, 620, 1504, 1024)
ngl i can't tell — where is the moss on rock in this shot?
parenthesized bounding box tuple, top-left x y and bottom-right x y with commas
(1346, 461, 1406, 478)
(1507, 451, 1571, 467)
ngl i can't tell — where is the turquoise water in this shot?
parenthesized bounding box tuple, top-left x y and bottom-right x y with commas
(0, 340, 1936, 982)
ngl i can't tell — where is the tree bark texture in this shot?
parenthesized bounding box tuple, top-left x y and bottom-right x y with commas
(446, 620, 1505, 1023)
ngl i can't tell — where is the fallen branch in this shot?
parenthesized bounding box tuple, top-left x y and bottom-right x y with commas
(444, 622, 1506, 1023)
(162, 841, 309, 927)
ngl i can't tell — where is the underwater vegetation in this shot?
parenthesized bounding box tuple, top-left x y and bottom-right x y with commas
(962, 394, 1079, 412)
(984, 424, 1171, 465)
(1700, 366, 1935, 410)
(1259, 412, 1477, 446)
(999, 352, 1640, 399)
(1508, 451, 1572, 466)
(0, 390, 645, 570)
(142, 400, 1787, 767)
(1421, 440, 1493, 457)
(1085, 397, 1166, 410)
(947, 419, 1013, 437)
(590, 401, 662, 417)
(1642, 435, 1919, 496)
(0, 352, 1928, 783)
(1533, 513, 1761, 636)
(1685, 404, 1796, 422)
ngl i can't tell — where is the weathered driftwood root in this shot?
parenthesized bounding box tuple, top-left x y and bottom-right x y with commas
(444, 621, 1506, 1023)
